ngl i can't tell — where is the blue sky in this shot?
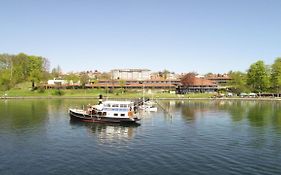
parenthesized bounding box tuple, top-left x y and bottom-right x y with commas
(1, 0, 281, 74)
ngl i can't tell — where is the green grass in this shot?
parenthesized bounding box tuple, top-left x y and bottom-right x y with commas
(1, 88, 215, 99)
(0, 82, 215, 98)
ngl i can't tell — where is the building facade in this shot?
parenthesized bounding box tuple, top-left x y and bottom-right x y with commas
(111, 69, 151, 80)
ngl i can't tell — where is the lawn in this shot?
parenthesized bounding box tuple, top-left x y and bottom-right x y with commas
(1, 82, 215, 99)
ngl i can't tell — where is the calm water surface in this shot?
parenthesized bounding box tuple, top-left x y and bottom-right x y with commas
(0, 99, 281, 175)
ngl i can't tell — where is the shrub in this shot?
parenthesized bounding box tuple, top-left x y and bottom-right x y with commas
(37, 87, 45, 93)
(52, 89, 65, 96)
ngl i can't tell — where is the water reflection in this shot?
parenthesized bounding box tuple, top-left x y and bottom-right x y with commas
(0, 100, 49, 133)
(70, 120, 140, 142)
(159, 100, 281, 132)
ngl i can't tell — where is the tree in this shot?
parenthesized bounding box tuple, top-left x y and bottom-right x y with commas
(27, 55, 47, 90)
(98, 72, 111, 80)
(80, 73, 89, 88)
(64, 73, 79, 85)
(0, 53, 50, 91)
(0, 69, 12, 91)
(119, 80, 126, 93)
(51, 65, 62, 79)
(158, 69, 171, 80)
(228, 71, 249, 94)
(247, 60, 270, 93)
(271, 57, 281, 93)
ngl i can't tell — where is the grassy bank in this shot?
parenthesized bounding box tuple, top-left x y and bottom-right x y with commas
(1, 89, 214, 98)
(1, 83, 214, 99)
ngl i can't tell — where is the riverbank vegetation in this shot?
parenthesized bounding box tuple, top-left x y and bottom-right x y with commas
(228, 58, 281, 94)
(2, 82, 213, 98)
(1, 53, 281, 97)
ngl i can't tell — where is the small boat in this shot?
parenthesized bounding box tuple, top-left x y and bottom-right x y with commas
(138, 101, 158, 112)
(139, 105, 158, 112)
(69, 100, 140, 124)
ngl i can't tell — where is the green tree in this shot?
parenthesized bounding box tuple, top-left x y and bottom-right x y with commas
(247, 60, 270, 93)
(119, 80, 126, 93)
(27, 55, 47, 90)
(64, 73, 79, 84)
(158, 69, 171, 80)
(13, 53, 29, 81)
(80, 73, 89, 88)
(271, 58, 281, 93)
(51, 65, 62, 79)
(228, 71, 249, 94)
(98, 72, 111, 80)
(0, 53, 49, 91)
(0, 69, 12, 91)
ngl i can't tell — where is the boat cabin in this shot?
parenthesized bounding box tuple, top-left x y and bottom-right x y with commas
(91, 101, 135, 118)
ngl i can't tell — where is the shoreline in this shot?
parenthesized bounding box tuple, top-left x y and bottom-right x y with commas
(1, 96, 281, 101)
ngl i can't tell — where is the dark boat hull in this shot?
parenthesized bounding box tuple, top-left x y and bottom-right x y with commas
(69, 109, 140, 124)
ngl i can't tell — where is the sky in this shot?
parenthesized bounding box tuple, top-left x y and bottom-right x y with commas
(1, 0, 281, 74)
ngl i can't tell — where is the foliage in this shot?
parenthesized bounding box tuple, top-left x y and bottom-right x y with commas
(158, 69, 172, 80)
(79, 73, 89, 88)
(271, 58, 281, 93)
(63, 73, 80, 84)
(51, 65, 62, 78)
(0, 53, 50, 91)
(37, 86, 46, 93)
(247, 60, 270, 93)
(119, 80, 126, 93)
(98, 72, 111, 80)
(228, 71, 249, 94)
(52, 89, 65, 96)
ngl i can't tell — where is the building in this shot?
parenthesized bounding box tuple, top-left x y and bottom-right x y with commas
(150, 72, 179, 80)
(111, 69, 151, 80)
(177, 76, 218, 93)
(88, 79, 180, 90)
(47, 79, 67, 86)
(206, 74, 231, 86)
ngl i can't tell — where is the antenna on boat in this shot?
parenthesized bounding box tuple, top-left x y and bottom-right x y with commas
(98, 94, 103, 104)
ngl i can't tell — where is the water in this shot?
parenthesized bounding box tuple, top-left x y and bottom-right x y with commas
(0, 99, 281, 175)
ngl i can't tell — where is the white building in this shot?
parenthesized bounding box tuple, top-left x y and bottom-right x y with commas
(111, 69, 151, 80)
(47, 79, 67, 85)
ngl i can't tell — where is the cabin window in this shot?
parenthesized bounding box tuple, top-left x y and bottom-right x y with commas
(112, 104, 119, 107)
(114, 113, 118, 116)
(120, 114, 125, 117)
(105, 104, 111, 107)
(120, 104, 127, 108)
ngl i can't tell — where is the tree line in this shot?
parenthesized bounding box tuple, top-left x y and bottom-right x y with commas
(0, 53, 49, 91)
(180, 58, 281, 94)
(226, 58, 281, 94)
(0, 53, 112, 91)
(1, 53, 281, 94)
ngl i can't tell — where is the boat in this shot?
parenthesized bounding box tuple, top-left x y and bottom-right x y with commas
(138, 101, 158, 112)
(69, 100, 140, 124)
(139, 104, 158, 112)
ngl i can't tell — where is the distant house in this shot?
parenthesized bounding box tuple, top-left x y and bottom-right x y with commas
(206, 74, 232, 86)
(111, 69, 151, 80)
(47, 79, 67, 86)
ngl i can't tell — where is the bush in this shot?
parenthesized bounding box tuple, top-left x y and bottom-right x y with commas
(37, 87, 45, 93)
(52, 89, 65, 96)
